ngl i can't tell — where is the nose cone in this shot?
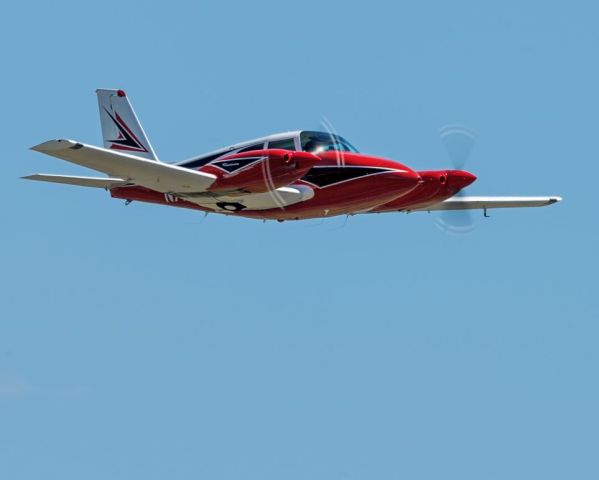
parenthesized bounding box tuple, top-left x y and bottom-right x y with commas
(446, 170, 476, 192)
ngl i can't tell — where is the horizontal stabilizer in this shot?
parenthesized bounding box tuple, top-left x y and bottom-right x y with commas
(413, 196, 562, 212)
(31, 139, 216, 194)
(22, 174, 127, 189)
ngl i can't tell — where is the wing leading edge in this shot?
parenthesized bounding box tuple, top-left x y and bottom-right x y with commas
(411, 196, 562, 212)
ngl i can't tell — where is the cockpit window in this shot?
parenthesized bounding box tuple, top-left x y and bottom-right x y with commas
(237, 143, 265, 153)
(267, 138, 297, 151)
(300, 131, 358, 154)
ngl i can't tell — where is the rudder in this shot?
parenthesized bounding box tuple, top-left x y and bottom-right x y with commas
(96, 89, 158, 161)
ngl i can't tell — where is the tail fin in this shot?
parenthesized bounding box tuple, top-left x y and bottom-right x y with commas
(96, 89, 158, 161)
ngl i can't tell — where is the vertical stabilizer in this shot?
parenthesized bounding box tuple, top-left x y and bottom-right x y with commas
(96, 89, 158, 161)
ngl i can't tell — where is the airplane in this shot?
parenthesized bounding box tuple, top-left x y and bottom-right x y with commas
(24, 89, 561, 223)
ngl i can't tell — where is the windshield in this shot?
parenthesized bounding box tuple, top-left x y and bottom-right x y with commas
(300, 131, 358, 154)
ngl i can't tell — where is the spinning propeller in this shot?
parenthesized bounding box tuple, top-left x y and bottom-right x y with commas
(435, 125, 478, 234)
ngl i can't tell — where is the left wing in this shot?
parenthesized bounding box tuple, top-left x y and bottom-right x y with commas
(411, 196, 562, 212)
(30, 139, 216, 194)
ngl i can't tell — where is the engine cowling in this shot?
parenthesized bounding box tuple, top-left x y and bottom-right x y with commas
(203, 149, 320, 194)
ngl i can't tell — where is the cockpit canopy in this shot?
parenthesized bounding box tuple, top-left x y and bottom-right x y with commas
(179, 130, 358, 170)
(300, 131, 358, 154)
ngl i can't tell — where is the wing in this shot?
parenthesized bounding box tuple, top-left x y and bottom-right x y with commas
(411, 196, 562, 212)
(22, 174, 128, 189)
(30, 139, 216, 194)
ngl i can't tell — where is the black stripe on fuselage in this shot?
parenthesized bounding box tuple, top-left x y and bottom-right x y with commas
(179, 143, 266, 170)
(301, 166, 393, 188)
(180, 151, 231, 170)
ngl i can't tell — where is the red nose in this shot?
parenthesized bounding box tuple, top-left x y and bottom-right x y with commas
(446, 170, 477, 192)
(289, 151, 321, 169)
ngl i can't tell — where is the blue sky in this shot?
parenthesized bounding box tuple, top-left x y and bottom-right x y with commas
(1, 1, 598, 478)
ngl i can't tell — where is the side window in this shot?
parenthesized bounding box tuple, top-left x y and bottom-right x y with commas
(237, 143, 265, 153)
(267, 138, 297, 151)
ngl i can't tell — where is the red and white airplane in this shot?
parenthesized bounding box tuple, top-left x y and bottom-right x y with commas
(24, 89, 561, 222)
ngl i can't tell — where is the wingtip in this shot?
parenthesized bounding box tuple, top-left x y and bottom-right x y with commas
(21, 174, 49, 182)
(547, 196, 562, 205)
(30, 139, 77, 153)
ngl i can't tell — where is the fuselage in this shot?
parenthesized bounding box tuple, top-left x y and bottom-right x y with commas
(110, 130, 476, 220)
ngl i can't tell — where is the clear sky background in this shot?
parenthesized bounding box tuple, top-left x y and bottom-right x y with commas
(1, 1, 598, 479)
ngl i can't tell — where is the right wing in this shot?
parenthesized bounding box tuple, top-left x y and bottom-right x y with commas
(30, 139, 216, 194)
(22, 174, 128, 189)
(411, 196, 562, 212)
